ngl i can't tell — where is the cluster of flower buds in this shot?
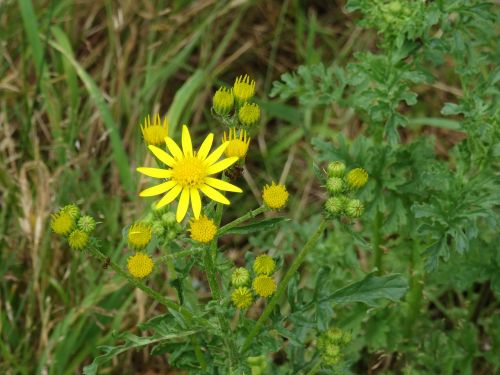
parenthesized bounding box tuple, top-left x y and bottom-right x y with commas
(143, 204, 183, 243)
(230, 253, 278, 309)
(317, 327, 352, 367)
(50, 204, 96, 251)
(323, 161, 368, 219)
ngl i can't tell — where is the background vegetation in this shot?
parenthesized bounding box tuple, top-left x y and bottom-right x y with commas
(1, 0, 499, 374)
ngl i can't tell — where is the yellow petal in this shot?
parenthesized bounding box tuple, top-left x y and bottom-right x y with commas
(206, 157, 238, 175)
(204, 141, 229, 166)
(181, 125, 193, 157)
(205, 177, 242, 193)
(200, 184, 230, 205)
(156, 184, 182, 208)
(176, 188, 190, 222)
(140, 181, 177, 197)
(137, 167, 172, 178)
(198, 133, 214, 160)
(165, 136, 183, 160)
(148, 145, 176, 167)
(190, 188, 201, 219)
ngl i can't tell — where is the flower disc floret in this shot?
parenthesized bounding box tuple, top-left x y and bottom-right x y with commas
(189, 215, 217, 243)
(262, 182, 288, 209)
(232, 267, 250, 286)
(68, 229, 88, 250)
(127, 252, 154, 278)
(252, 275, 277, 298)
(222, 128, 250, 159)
(232, 287, 253, 309)
(128, 222, 152, 249)
(238, 103, 260, 127)
(213, 87, 234, 116)
(326, 177, 344, 195)
(233, 74, 256, 103)
(253, 254, 276, 275)
(140, 114, 169, 146)
(137, 125, 243, 222)
(346, 199, 364, 218)
(77, 215, 96, 233)
(346, 168, 368, 189)
(327, 161, 346, 177)
(50, 211, 75, 235)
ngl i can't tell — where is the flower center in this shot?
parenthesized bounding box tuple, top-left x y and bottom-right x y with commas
(172, 156, 207, 188)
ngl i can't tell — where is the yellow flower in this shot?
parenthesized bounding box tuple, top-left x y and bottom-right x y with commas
(128, 222, 152, 249)
(68, 229, 89, 250)
(50, 211, 75, 235)
(346, 168, 368, 189)
(238, 103, 260, 127)
(140, 114, 169, 146)
(189, 215, 217, 243)
(127, 252, 154, 278)
(222, 128, 250, 159)
(137, 125, 243, 222)
(232, 267, 250, 286)
(233, 74, 256, 103)
(253, 254, 276, 275)
(213, 87, 234, 116)
(252, 275, 277, 298)
(232, 287, 253, 309)
(262, 182, 288, 209)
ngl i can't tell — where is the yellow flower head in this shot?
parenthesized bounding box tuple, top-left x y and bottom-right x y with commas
(61, 204, 80, 219)
(262, 182, 288, 209)
(50, 211, 75, 235)
(252, 275, 277, 298)
(346, 168, 368, 189)
(222, 128, 250, 159)
(127, 252, 154, 278)
(68, 229, 89, 250)
(213, 87, 234, 116)
(233, 74, 256, 103)
(140, 114, 169, 146)
(189, 215, 217, 243)
(137, 125, 243, 222)
(232, 287, 253, 309)
(238, 103, 260, 128)
(253, 254, 276, 275)
(232, 267, 250, 287)
(128, 222, 152, 249)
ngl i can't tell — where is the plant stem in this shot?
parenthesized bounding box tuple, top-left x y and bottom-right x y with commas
(86, 245, 207, 369)
(373, 211, 383, 274)
(241, 219, 327, 354)
(305, 360, 322, 375)
(157, 247, 206, 264)
(217, 205, 266, 236)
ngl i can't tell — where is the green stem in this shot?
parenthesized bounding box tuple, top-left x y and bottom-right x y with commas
(306, 360, 322, 375)
(373, 211, 383, 274)
(241, 219, 327, 354)
(157, 247, 205, 263)
(217, 206, 266, 236)
(86, 245, 207, 369)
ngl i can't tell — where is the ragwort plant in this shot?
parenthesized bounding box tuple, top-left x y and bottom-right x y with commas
(51, 74, 409, 374)
(271, 0, 499, 373)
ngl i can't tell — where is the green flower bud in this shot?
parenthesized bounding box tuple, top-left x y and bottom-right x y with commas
(213, 87, 234, 116)
(61, 203, 80, 219)
(346, 199, 364, 218)
(325, 196, 346, 215)
(162, 212, 177, 226)
(238, 103, 260, 128)
(327, 161, 346, 178)
(231, 267, 250, 287)
(167, 230, 177, 240)
(326, 177, 344, 195)
(77, 215, 96, 233)
(151, 222, 165, 236)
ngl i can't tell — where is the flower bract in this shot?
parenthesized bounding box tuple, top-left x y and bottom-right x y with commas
(127, 252, 154, 278)
(140, 114, 169, 146)
(232, 287, 253, 309)
(137, 125, 242, 222)
(262, 182, 288, 209)
(222, 128, 250, 159)
(189, 215, 217, 243)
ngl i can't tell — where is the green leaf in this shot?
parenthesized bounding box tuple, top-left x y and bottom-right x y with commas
(319, 272, 408, 307)
(219, 217, 290, 236)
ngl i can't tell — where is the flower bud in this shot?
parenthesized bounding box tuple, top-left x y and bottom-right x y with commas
(325, 196, 346, 215)
(326, 177, 344, 195)
(231, 267, 250, 287)
(212, 87, 234, 116)
(327, 161, 346, 178)
(77, 215, 96, 233)
(346, 199, 364, 218)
